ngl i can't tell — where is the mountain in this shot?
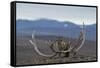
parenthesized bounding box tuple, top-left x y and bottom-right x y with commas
(16, 19, 96, 41)
(85, 24, 96, 41)
(17, 19, 79, 28)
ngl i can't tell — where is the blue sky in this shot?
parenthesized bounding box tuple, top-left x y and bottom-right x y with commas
(16, 3, 96, 25)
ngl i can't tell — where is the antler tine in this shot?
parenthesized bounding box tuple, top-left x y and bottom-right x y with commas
(31, 31, 36, 42)
(29, 31, 57, 57)
(52, 22, 85, 53)
(72, 22, 85, 52)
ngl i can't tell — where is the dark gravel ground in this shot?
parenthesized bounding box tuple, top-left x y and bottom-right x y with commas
(16, 36, 97, 65)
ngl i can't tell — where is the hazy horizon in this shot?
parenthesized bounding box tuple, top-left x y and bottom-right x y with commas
(16, 18, 96, 26)
(16, 3, 96, 25)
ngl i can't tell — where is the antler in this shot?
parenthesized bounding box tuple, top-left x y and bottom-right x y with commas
(50, 22, 85, 53)
(29, 22, 85, 58)
(29, 31, 57, 57)
(72, 22, 85, 52)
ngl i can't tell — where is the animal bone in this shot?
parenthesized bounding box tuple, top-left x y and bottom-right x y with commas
(50, 22, 85, 54)
(29, 22, 85, 58)
(29, 32, 57, 57)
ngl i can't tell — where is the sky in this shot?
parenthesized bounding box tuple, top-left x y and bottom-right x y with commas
(16, 3, 96, 25)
